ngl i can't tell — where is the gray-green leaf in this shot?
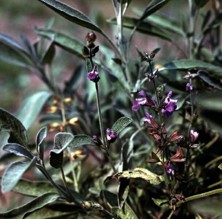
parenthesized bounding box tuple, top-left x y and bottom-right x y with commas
(3, 143, 33, 160)
(1, 157, 36, 193)
(54, 132, 74, 152)
(70, 134, 94, 148)
(112, 117, 132, 134)
(0, 193, 59, 219)
(16, 91, 52, 130)
(35, 28, 84, 58)
(114, 167, 163, 185)
(38, 0, 103, 34)
(0, 108, 27, 146)
(12, 179, 57, 197)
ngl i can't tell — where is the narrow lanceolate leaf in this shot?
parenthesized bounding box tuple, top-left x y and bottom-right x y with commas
(38, 0, 103, 34)
(0, 108, 27, 146)
(3, 143, 33, 160)
(159, 59, 222, 78)
(1, 157, 36, 193)
(112, 117, 132, 134)
(145, 14, 185, 37)
(17, 91, 52, 130)
(114, 168, 163, 185)
(0, 33, 33, 68)
(0, 193, 59, 219)
(71, 134, 94, 148)
(109, 17, 172, 41)
(0, 33, 27, 52)
(41, 42, 56, 64)
(138, 0, 171, 22)
(12, 179, 57, 197)
(35, 28, 84, 58)
(36, 126, 48, 161)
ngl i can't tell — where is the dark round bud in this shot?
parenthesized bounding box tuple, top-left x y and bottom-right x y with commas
(86, 32, 96, 43)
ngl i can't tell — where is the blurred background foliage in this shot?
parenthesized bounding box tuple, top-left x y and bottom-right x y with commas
(0, 0, 191, 109)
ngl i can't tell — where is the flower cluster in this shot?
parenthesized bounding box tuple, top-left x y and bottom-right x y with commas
(132, 90, 177, 117)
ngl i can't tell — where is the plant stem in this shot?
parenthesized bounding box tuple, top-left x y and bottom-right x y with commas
(95, 81, 116, 173)
(60, 100, 79, 192)
(60, 166, 71, 193)
(117, 1, 132, 85)
(67, 147, 79, 192)
(167, 209, 175, 219)
(36, 164, 68, 198)
(177, 188, 222, 206)
(95, 82, 106, 148)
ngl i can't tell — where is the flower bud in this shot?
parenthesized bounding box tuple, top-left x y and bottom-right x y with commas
(190, 130, 199, 142)
(86, 32, 96, 43)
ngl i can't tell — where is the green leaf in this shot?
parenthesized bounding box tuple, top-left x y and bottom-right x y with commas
(109, 17, 172, 41)
(12, 179, 57, 197)
(0, 33, 27, 52)
(0, 193, 59, 219)
(54, 132, 74, 152)
(197, 92, 222, 112)
(16, 91, 52, 130)
(0, 131, 10, 148)
(196, 91, 222, 131)
(25, 207, 75, 219)
(218, 163, 222, 170)
(37, 0, 119, 56)
(3, 143, 33, 160)
(41, 42, 56, 64)
(191, 197, 222, 218)
(0, 33, 33, 69)
(36, 127, 48, 162)
(112, 117, 132, 134)
(101, 190, 118, 208)
(49, 150, 64, 169)
(38, 0, 103, 34)
(35, 28, 84, 58)
(70, 134, 94, 148)
(114, 167, 163, 185)
(145, 13, 185, 37)
(0, 108, 27, 146)
(1, 157, 36, 193)
(159, 59, 222, 78)
(115, 202, 138, 219)
(139, 0, 171, 22)
(49, 132, 74, 169)
(198, 71, 222, 90)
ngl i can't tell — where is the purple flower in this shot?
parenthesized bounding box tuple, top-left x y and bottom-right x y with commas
(143, 112, 153, 125)
(106, 128, 117, 142)
(190, 130, 199, 142)
(186, 82, 193, 91)
(166, 163, 175, 176)
(132, 90, 147, 111)
(161, 91, 177, 117)
(87, 66, 100, 82)
(92, 135, 102, 146)
(132, 90, 155, 111)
